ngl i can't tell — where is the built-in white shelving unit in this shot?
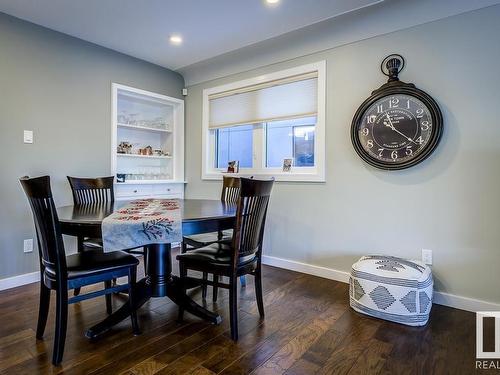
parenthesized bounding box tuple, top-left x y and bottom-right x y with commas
(111, 83, 185, 200)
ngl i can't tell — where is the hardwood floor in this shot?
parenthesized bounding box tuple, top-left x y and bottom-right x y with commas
(0, 253, 487, 374)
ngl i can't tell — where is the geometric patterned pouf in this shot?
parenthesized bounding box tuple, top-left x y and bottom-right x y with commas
(349, 255, 433, 326)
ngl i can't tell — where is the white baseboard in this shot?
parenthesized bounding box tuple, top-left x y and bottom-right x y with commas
(262, 255, 351, 283)
(0, 271, 40, 291)
(432, 291, 500, 312)
(262, 255, 500, 313)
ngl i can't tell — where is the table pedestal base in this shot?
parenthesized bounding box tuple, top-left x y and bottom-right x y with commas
(85, 243, 221, 339)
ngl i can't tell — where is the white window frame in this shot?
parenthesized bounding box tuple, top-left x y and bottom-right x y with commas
(202, 61, 326, 182)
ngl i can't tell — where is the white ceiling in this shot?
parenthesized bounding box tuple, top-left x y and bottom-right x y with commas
(179, 0, 500, 85)
(0, 0, 383, 70)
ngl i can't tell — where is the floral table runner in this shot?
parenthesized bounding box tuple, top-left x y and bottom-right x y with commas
(102, 199, 182, 252)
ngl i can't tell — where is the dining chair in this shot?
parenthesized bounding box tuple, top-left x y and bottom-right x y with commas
(68, 176, 117, 296)
(67, 176, 114, 251)
(177, 177, 274, 340)
(20, 176, 140, 365)
(181, 176, 244, 301)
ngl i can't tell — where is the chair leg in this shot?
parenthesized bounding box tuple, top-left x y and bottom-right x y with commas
(181, 241, 187, 254)
(202, 272, 208, 300)
(255, 267, 265, 319)
(36, 280, 51, 339)
(177, 262, 187, 322)
(52, 286, 68, 365)
(104, 280, 112, 314)
(213, 274, 219, 302)
(128, 268, 140, 335)
(240, 275, 246, 287)
(229, 276, 238, 341)
(74, 237, 84, 297)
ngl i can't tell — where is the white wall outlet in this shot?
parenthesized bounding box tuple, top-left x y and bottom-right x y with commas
(23, 130, 33, 144)
(422, 249, 433, 265)
(23, 238, 34, 253)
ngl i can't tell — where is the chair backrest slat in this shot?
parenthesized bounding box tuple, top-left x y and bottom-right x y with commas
(20, 176, 67, 278)
(231, 178, 273, 265)
(67, 176, 114, 205)
(221, 176, 241, 205)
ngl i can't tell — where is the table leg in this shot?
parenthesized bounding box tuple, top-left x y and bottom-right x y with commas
(85, 243, 221, 339)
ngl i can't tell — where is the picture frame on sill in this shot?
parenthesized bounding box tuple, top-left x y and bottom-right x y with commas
(227, 160, 239, 173)
(282, 158, 293, 172)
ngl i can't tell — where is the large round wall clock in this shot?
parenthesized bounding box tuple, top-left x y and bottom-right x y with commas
(351, 55, 443, 170)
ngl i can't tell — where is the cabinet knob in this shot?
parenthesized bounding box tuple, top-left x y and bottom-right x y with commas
(133, 190, 138, 193)
(167, 188, 171, 192)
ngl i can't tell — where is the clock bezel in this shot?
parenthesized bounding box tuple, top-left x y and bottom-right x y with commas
(351, 81, 443, 170)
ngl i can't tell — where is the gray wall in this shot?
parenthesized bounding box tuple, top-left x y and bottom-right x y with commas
(185, 6, 500, 304)
(0, 13, 184, 279)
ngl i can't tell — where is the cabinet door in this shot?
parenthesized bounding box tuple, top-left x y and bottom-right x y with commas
(152, 184, 184, 197)
(115, 184, 153, 199)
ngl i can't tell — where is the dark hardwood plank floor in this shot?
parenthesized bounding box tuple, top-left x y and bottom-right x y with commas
(0, 250, 487, 375)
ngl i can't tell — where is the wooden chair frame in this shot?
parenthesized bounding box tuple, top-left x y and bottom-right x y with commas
(21, 176, 139, 365)
(178, 177, 273, 340)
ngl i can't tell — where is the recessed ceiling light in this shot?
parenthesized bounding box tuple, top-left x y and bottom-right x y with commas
(265, 0, 280, 4)
(169, 35, 183, 45)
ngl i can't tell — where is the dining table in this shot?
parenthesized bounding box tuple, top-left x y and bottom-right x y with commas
(57, 198, 237, 339)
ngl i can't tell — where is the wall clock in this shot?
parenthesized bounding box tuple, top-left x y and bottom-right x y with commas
(351, 54, 443, 170)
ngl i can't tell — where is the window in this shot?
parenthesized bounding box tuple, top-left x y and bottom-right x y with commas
(265, 117, 316, 168)
(202, 61, 326, 181)
(215, 124, 253, 168)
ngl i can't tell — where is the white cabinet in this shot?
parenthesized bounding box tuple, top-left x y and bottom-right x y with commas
(111, 83, 185, 200)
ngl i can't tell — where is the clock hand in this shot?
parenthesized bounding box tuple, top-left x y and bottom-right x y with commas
(384, 114, 418, 145)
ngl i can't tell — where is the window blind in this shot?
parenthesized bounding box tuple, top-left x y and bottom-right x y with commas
(209, 72, 318, 129)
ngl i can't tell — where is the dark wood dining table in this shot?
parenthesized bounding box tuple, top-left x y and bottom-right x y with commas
(57, 199, 236, 339)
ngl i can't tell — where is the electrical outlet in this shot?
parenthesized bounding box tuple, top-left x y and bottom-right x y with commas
(422, 249, 433, 265)
(23, 239, 33, 253)
(23, 130, 33, 144)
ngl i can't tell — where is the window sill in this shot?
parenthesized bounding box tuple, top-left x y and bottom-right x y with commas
(202, 171, 325, 183)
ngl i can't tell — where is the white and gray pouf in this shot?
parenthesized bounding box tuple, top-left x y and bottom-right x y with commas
(349, 255, 433, 326)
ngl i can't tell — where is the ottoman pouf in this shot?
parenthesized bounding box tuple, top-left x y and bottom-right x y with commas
(349, 255, 433, 326)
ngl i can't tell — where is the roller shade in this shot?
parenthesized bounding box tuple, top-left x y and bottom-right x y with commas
(209, 72, 318, 129)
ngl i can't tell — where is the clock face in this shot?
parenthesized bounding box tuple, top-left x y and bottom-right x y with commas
(352, 92, 441, 169)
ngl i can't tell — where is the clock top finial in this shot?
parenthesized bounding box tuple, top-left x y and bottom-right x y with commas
(386, 58, 401, 81)
(380, 54, 405, 82)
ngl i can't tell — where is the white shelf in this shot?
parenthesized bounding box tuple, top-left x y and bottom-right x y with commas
(112, 83, 185, 199)
(117, 153, 172, 159)
(117, 123, 172, 133)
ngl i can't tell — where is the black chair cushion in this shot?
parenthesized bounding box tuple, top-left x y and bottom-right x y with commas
(46, 250, 139, 279)
(82, 237, 103, 249)
(177, 242, 255, 268)
(183, 230, 232, 248)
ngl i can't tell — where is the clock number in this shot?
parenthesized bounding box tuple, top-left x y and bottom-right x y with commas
(406, 146, 413, 156)
(416, 136, 424, 145)
(416, 108, 424, 118)
(389, 98, 399, 108)
(378, 148, 384, 157)
(406, 100, 411, 109)
(391, 150, 398, 160)
(420, 120, 430, 131)
(377, 104, 383, 113)
(366, 115, 375, 124)
(367, 140, 374, 148)
(361, 128, 369, 136)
